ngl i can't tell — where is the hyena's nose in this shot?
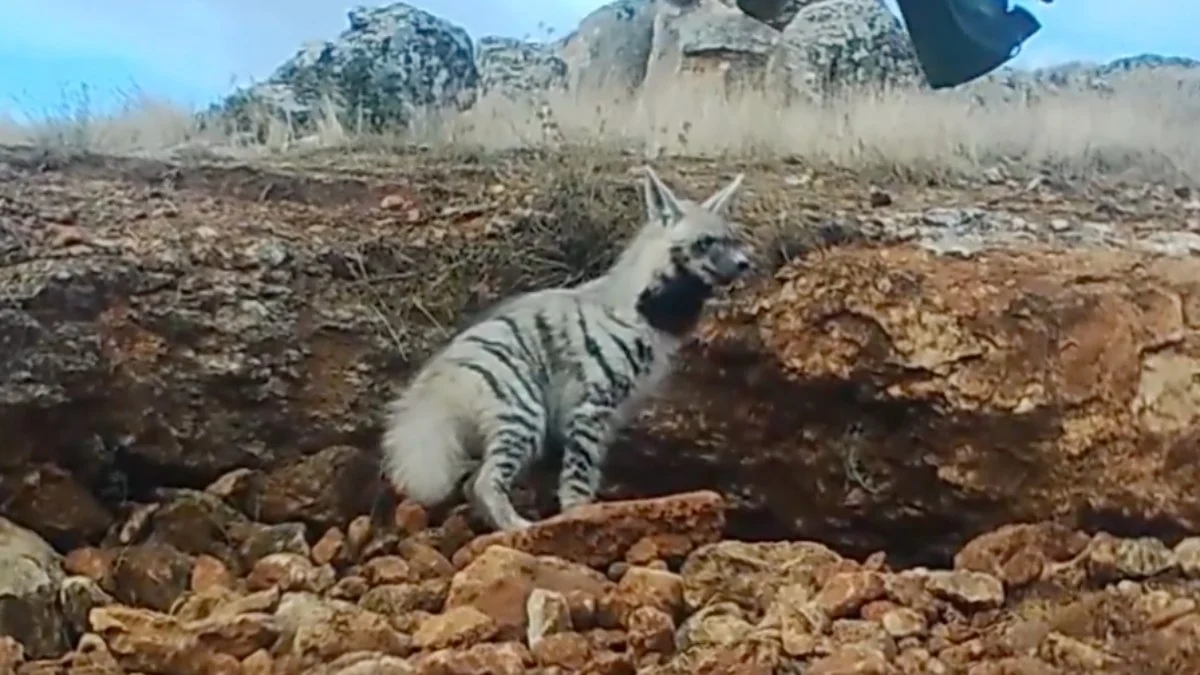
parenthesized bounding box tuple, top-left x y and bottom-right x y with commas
(734, 251, 752, 272)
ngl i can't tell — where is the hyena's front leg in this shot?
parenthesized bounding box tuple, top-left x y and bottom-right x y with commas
(557, 396, 620, 512)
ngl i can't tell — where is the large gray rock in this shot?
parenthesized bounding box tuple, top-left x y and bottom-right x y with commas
(231, 2, 478, 131)
(645, 0, 781, 94)
(0, 517, 68, 659)
(556, 0, 658, 95)
(735, 0, 822, 30)
(767, 0, 920, 101)
(476, 37, 568, 99)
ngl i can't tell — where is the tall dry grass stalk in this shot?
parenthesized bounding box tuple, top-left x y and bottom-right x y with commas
(2, 68, 1198, 183)
(428, 68, 1200, 182)
(0, 84, 206, 155)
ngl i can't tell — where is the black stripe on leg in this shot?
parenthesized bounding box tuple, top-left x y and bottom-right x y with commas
(483, 433, 537, 486)
(495, 412, 541, 436)
(570, 424, 603, 446)
(605, 331, 642, 377)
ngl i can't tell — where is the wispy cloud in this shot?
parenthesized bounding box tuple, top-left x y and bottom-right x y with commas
(0, 1, 1195, 118)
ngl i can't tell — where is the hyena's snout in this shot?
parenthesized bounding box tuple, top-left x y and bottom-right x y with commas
(715, 245, 753, 282)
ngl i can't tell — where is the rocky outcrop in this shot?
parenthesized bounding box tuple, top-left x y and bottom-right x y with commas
(632, 239, 1200, 562)
(574, 0, 921, 103)
(224, 3, 478, 131)
(213, 0, 1200, 138)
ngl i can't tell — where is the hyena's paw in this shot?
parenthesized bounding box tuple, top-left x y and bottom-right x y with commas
(470, 473, 535, 532)
(557, 492, 596, 515)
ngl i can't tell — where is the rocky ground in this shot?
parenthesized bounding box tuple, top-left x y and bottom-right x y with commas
(6, 489, 1200, 674)
(2, 143, 1200, 673)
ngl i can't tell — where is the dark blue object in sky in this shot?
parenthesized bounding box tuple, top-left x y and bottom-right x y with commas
(894, 0, 1043, 88)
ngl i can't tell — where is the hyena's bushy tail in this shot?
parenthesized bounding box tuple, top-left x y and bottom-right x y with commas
(380, 390, 470, 506)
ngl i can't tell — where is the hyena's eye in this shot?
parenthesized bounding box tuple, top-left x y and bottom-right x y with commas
(694, 235, 716, 252)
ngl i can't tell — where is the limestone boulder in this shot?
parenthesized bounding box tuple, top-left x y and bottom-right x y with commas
(555, 0, 658, 95)
(644, 0, 781, 95)
(767, 0, 921, 100)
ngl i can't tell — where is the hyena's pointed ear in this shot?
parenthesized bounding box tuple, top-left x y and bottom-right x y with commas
(642, 166, 685, 227)
(701, 173, 745, 216)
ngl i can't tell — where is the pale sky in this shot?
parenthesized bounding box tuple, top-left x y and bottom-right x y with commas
(0, 1, 1196, 118)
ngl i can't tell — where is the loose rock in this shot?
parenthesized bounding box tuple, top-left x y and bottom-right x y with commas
(445, 546, 610, 639)
(452, 491, 725, 569)
(0, 517, 68, 659)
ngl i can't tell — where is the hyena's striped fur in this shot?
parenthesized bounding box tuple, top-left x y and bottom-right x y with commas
(380, 166, 752, 531)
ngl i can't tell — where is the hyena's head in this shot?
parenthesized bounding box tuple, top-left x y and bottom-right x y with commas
(641, 165, 752, 288)
(625, 166, 753, 335)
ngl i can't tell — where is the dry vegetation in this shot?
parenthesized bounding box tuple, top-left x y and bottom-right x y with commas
(3, 69, 1200, 184)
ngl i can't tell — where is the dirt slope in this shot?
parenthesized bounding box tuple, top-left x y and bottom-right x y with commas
(4, 146, 1200, 561)
(4, 144, 1200, 671)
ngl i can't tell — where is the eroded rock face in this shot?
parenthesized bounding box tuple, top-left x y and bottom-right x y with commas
(206, 0, 1200, 144)
(600, 230, 1200, 560)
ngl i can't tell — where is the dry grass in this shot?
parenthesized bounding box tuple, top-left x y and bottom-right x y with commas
(346, 160, 642, 362)
(3, 68, 1199, 184)
(442, 71, 1200, 183)
(0, 85, 207, 155)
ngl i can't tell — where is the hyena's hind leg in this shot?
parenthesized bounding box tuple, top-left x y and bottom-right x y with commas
(557, 393, 621, 512)
(470, 416, 546, 531)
